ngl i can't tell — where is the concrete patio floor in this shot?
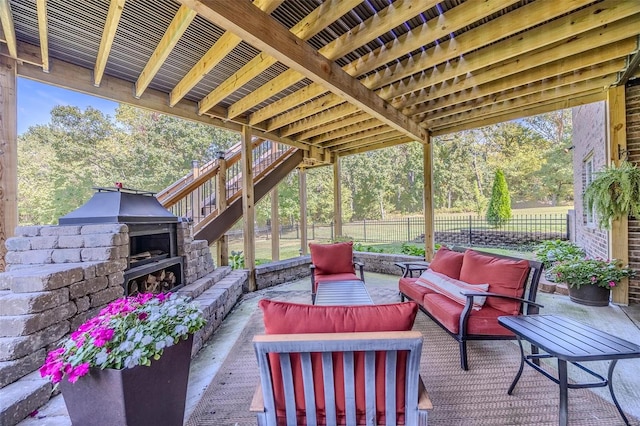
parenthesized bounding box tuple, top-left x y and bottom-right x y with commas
(22, 272, 640, 425)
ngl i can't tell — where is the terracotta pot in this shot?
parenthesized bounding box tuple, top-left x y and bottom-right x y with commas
(60, 334, 193, 426)
(568, 284, 610, 307)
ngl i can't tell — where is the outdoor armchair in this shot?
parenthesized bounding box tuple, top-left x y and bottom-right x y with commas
(309, 241, 364, 304)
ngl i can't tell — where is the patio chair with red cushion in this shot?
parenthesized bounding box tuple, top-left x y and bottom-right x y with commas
(309, 241, 365, 304)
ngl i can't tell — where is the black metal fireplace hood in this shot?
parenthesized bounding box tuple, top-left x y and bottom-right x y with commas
(59, 187, 178, 225)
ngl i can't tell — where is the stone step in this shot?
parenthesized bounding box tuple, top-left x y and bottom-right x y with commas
(177, 266, 232, 300)
(555, 282, 570, 296)
(538, 276, 556, 294)
(0, 371, 52, 426)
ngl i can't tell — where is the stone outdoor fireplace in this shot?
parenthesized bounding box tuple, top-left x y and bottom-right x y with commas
(58, 188, 186, 295)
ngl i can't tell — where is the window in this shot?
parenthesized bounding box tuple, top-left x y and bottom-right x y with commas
(584, 155, 595, 226)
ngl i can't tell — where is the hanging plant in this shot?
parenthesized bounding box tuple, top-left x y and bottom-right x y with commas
(584, 160, 640, 229)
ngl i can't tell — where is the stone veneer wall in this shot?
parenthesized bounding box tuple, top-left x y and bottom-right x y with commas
(0, 221, 214, 394)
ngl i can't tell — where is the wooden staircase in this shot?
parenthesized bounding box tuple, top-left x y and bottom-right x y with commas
(157, 138, 302, 244)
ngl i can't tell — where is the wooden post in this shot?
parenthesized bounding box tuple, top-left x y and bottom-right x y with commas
(270, 186, 280, 261)
(192, 160, 201, 223)
(607, 85, 628, 305)
(215, 153, 228, 266)
(333, 157, 342, 239)
(423, 136, 434, 261)
(0, 56, 18, 272)
(241, 126, 256, 291)
(299, 167, 308, 255)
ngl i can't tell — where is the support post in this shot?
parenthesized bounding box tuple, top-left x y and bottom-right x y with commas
(423, 136, 434, 261)
(216, 154, 228, 266)
(0, 56, 18, 272)
(299, 168, 308, 255)
(271, 187, 279, 261)
(241, 126, 256, 291)
(607, 85, 628, 305)
(192, 160, 201, 223)
(333, 157, 342, 239)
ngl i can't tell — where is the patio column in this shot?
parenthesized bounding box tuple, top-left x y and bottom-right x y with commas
(607, 85, 628, 305)
(423, 135, 434, 261)
(270, 186, 279, 261)
(333, 157, 342, 238)
(241, 125, 256, 291)
(0, 56, 18, 272)
(299, 167, 308, 255)
(216, 152, 228, 266)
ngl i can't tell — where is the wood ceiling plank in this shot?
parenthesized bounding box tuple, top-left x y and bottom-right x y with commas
(322, 126, 398, 149)
(169, 0, 283, 107)
(365, 0, 593, 94)
(408, 40, 634, 119)
(311, 118, 382, 145)
(429, 76, 615, 129)
(250, 82, 326, 125)
(181, 0, 427, 141)
(247, 0, 438, 125)
(432, 91, 605, 136)
(245, 0, 516, 132)
(94, 0, 125, 86)
(36, 0, 48, 72)
(423, 60, 624, 123)
(0, 0, 17, 58)
(280, 103, 361, 137)
(333, 131, 405, 152)
(337, 136, 413, 156)
(296, 112, 369, 140)
(381, 1, 640, 103)
(200, 0, 358, 116)
(266, 93, 344, 132)
(134, 4, 196, 98)
(396, 18, 639, 112)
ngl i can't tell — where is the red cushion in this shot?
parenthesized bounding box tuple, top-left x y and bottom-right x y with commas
(429, 246, 464, 279)
(259, 300, 418, 424)
(399, 277, 435, 303)
(309, 241, 355, 275)
(459, 250, 530, 315)
(423, 293, 515, 336)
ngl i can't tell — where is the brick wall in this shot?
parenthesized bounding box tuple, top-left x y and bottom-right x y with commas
(572, 101, 609, 260)
(625, 83, 640, 304)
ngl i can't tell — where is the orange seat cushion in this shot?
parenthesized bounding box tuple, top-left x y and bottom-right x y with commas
(428, 246, 465, 279)
(399, 277, 434, 303)
(459, 250, 530, 315)
(309, 241, 355, 275)
(259, 300, 419, 425)
(423, 293, 515, 336)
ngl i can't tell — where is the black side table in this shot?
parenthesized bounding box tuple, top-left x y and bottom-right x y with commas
(394, 261, 430, 278)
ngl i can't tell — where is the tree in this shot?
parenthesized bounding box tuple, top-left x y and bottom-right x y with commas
(486, 169, 511, 226)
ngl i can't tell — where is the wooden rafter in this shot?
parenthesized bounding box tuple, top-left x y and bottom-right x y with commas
(94, 0, 125, 87)
(281, 103, 361, 138)
(266, 93, 345, 132)
(338, 136, 414, 156)
(296, 112, 370, 141)
(134, 4, 196, 98)
(180, 0, 427, 141)
(36, 0, 48, 72)
(323, 127, 399, 149)
(169, 0, 283, 107)
(0, 0, 16, 58)
(312, 118, 382, 145)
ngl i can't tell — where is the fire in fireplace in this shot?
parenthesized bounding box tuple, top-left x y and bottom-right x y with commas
(59, 187, 184, 295)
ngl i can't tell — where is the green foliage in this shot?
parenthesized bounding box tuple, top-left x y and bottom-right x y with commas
(534, 240, 585, 270)
(229, 250, 245, 270)
(486, 169, 512, 226)
(332, 235, 354, 243)
(352, 242, 384, 253)
(400, 243, 426, 257)
(551, 258, 634, 289)
(583, 161, 640, 229)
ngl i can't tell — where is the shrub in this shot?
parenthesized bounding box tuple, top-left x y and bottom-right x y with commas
(401, 243, 425, 257)
(486, 169, 512, 226)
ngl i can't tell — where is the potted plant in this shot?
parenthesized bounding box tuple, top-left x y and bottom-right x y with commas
(584, 160, 640, 229)
(40, 292, 205, 426)
(551, 258, 634, 306)
(534, 240, 585, 280)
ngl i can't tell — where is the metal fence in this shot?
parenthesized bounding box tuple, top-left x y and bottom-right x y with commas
(263, 214, 569, 247)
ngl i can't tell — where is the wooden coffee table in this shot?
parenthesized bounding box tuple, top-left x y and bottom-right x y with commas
(314, 280, 373, 306)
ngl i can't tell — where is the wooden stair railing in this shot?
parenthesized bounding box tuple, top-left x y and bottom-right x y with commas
(157, 139, 301, 243)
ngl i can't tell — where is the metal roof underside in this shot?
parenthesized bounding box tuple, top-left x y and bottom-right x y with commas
(2, 0, 639, 161)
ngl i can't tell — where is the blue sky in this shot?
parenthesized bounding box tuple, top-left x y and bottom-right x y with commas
(17, 78, 119, 135)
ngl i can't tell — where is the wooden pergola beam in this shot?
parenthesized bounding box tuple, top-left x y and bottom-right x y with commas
(296, 112, 369, 141)
(0, 0, 17, 58)
(311, 118, 382, 145)
(266, 94, 344, 133)
(338, 136, 413, 156)
(181, 0, 427, 142)
(280, 103, 361, 138)
(134, 4, 196, 98)
(36, 0, 49, 72)
(94, 0, 125, 86)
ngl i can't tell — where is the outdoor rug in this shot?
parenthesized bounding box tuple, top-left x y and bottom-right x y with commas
(186, 287, 638, 425)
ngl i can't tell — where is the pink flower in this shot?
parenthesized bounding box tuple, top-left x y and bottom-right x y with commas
(138, 312, 148, 321)
(67, 363, 90, 383)
(591, 276, 597, 282)
(609, 281, 616, 287)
